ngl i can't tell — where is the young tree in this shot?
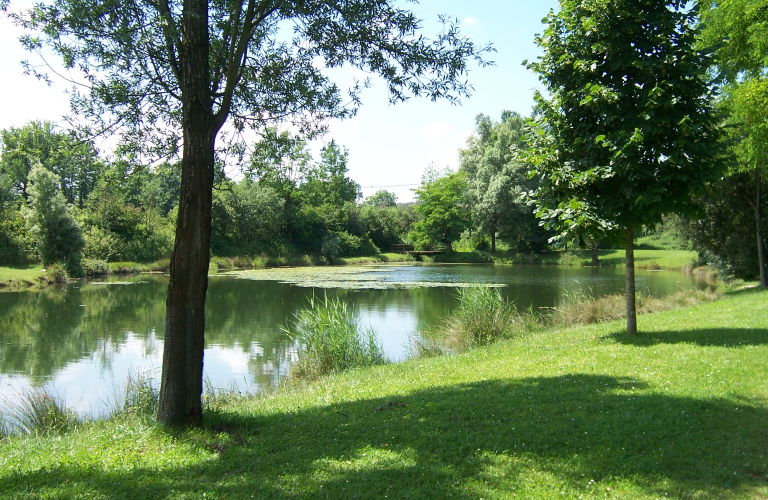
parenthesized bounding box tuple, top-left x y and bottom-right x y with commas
(699, 0, 768, 288)
(24, 164, 85, 275)
(10, 0, 491, 424)
(410, 168, 469, 252)
(524, 0, 725, 334)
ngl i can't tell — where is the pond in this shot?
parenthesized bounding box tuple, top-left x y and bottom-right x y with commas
(0, 264, 707, 415)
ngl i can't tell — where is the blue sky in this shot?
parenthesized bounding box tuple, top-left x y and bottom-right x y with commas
(0, 0, 560, 202)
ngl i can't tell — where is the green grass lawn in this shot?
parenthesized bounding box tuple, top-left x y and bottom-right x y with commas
(1, 289, 766, 499)
(0, 265, 48, 287)
(498, 248, 699, 270)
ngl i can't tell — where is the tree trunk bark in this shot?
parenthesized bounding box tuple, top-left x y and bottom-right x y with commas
(625, 227, 637, 335)
(157, 0, 215, 427)
(491, 230, 496, 253)
(591, 239, 599, 266)
(756, 166, 767, 289)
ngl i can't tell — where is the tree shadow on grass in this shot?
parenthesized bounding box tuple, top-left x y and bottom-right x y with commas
(607, 328, 768, 348)
(2, 374, 767, 499)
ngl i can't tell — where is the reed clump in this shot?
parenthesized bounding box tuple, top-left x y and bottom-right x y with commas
(285, 295, 387, 380)
(413, 285, 533, 356)
(2, 387, 79, 435)
(118, 370, 159, 418)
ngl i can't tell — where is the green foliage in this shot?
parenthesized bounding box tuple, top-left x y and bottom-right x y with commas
(0, 206, 33, 266)
(460, 112, 551, 252)
(285, 295, 387, 379)
(410, 168, 470, 251)
(364, 190, 398, 208)
(524, 0, 726, 245)
(698, 0, 768, 80)
(211, 181, 284, 257)
(686, 171, 768, 279)
(81, 258, 109, 276)
(358, 204, 414, 251)
(0, 121, 102, 207)
(24, 165, 85, 276)
(80, 174, 174, 263)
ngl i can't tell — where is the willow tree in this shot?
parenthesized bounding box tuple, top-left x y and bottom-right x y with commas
(523, 0, 725, 335)
(8, 0, 490, 425)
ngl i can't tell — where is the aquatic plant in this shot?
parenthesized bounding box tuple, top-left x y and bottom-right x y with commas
(285, 295, 387, 379)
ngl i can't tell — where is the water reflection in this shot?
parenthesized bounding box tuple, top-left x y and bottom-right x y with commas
(0, 265, 707, 414)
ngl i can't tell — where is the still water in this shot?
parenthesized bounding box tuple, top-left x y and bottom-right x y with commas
(0, 264, 705, 414)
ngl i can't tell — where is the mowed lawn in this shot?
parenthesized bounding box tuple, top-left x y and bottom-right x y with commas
(0, 289, 766, 499)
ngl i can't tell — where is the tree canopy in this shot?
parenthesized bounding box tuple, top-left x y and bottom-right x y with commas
(524, 0, 725, 333)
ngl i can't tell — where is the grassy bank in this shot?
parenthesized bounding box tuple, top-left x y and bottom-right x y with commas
(1, 289, 766, 499)
(432, 248, 699, 271)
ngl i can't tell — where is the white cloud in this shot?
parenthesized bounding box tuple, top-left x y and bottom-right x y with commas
(462, 16, 480, 27)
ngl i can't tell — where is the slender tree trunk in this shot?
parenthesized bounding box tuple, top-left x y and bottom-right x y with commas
(756, 166, 767, 289)
(591, 239, 599, 266)
(491, 231, 496, 253)
(625, 227, 637, 335)
(157, 0, 215, 427)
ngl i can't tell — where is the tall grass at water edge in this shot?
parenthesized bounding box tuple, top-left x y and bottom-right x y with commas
(284, 295, 387, 380)
(1, 387, 78, 436)
(414, 284, 723, 357)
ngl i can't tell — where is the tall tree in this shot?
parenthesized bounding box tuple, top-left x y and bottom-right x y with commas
(524, 0, 725, 334)
(10, 0, 490, 425)
(699, 0, 768, 288)
(0, 121, 102, 207)
(459, 111, 547, 253)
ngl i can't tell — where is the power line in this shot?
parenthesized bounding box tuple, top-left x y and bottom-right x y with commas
(361, 183, 419, 189)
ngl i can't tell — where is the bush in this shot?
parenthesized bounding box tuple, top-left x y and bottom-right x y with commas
(285, 295, 387, 379)
(82, 258, 109, 276)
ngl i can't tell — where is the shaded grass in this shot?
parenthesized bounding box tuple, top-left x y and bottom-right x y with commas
(0, 290, 766, 498)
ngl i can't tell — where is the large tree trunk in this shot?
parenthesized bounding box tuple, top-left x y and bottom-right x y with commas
(625, 228, 637, 335)
(591, 239, 599, 266)
(157, 0, 215, 427)
(757, 166, 767, 289)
